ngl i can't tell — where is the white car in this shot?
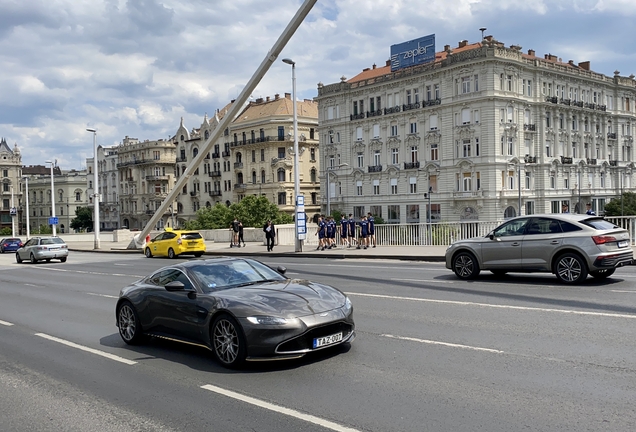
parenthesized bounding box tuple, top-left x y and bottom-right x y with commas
(16, 237, 69, 264)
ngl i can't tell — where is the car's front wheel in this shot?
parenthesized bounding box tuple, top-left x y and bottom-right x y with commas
(555, 253, 588, 284)
(211, 314, 246, 368)
(117, 301, 143, 345)
(590, 268, 615, 280)
(452, 251, 480, 280)
(144, 248, 153, 258)
(15, 252, 22, 263)
(168, 248, 176, 259)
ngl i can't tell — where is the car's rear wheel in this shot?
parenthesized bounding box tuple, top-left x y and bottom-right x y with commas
(117, 301, 143, 345)
(211, 314, 246, 368)
(452, 251, 480, 280)
(60, 257, 67, 263)
(30, 253, 38, 264)
(144, 247, 153, 258)
(168, 248, 176, 259)
(590, 268, 615, 280)
(555, 253, 588, 284)
(15, 252, 22, 263)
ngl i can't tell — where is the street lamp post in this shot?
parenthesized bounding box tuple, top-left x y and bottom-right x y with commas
(86, 128, 101, 249)
(45, 161, 56, 236)
(282, 58, 302, 252)
(22, 177, 30, 239)
(10, 186, 15, 237)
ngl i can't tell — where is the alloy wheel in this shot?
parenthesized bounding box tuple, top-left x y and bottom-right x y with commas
(556, 256, 584, 283)
(118, 304, 137, 342)
(213, 318, 240, 365)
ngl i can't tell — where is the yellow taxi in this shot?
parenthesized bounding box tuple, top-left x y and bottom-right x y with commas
(144, 229, 206, 259)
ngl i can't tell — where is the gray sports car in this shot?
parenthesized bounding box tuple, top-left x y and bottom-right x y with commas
(115, 257, 355, 367)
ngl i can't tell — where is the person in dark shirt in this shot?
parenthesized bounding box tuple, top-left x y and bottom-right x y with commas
(347, 214, 357, 248)
(367, 212, 376, 248)
(358, 216, 369, 250)
(230, 218, 240, 247)
(327, 217, 337, 249)
(263, 220, 276, 251)
(585, 202, 596, 215)
(315, 216, 327, 251)
(340, 215, 349, 247)
(238, 220, 245, 247)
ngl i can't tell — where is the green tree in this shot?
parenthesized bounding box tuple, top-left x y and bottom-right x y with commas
(0, 227, 11, 236)
(603, 192, 636, 216)
(70, 206, 94, 231)
(36, 224, 53, 235)
(185, 196, 293, 230)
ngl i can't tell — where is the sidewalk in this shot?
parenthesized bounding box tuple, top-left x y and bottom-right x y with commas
(66, 240, 448, 262)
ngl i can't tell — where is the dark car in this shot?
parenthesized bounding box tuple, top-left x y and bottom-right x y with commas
(115, 258, 355, 368)
(0, 237, 23, 253)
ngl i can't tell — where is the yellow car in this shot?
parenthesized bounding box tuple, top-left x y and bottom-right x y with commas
(144, 229, 206, 259)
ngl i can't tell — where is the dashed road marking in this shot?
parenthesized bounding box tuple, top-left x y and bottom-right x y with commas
(35, 333, 137, 365)
(87, 292, 119, 299)
(33, 267, 143, 278)
(201, 384, 360, 432)
(0, 320, 14, 326)
(382, 334, 504, 353)
(346, 292, 636, 319)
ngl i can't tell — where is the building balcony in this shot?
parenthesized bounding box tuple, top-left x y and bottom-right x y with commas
(233, 183, 247, 191)
(607, 132, 617, 139)
(545, 96, 558, 104)
(209, 190, 222, 197)
(560, 156, 573, 164)
(222, 150, 231, 157)
(366, 109, 383, 118)
(422, 98, 441, 107)
(212, 152, 220, 159)
(404, 162, 420, 170)
(145, 175, 169, 181)
(208, 170, 222, 178)
(559, 98, 571, 106)
(384, 106, 401, 115)
(402, 102, 421, 112)
(234, 162, 243, 169)
(350, 113, 366, 121)
(368, 165, 383, 173)
(609, 160, 619, 166)
(523, 124, 536, 131)
(453, 190, 483, 198)
(572, 101, 584, 108)
(125, 177, 134, 182)
(189, 191, 199, 197)
(523, 155, 537, 164)
(176, 157, 187, 163)
(586, 158, 597, 165)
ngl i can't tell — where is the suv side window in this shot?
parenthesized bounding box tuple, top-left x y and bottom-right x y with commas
(493, 218, 530, 237)
(559, 221, 582, 233)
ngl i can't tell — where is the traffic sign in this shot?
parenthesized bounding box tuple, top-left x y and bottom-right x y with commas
(48, 217, 59, 225)
(9, 207, 17, 216)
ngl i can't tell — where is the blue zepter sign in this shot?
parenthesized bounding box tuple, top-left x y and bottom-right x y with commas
(390, 34, 436, 72)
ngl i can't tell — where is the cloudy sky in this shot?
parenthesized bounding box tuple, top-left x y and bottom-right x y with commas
(1, 0, 636, 169)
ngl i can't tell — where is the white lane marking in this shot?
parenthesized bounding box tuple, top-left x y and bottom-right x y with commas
(382, 334, 504, 354)
(34, 333, 137, 365)
(24, 283, 39, 287)
(267, 262, 443, 271)
(390, 278, 454, 284)
(286, 272, 300, 275)
(113, 263, 130, 266)
(611, 290, 636, 293)
(87, 292, 119, 299)
(201, 384, 359, 432)
(0, 320, 14, 326)
(346, 292, 636, 319)
(33, 267, 144, 278)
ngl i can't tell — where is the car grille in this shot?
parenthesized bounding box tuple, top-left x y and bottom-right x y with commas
(276, 321, 354, 354)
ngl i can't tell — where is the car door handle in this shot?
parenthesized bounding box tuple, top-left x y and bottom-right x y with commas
(550, 240, 560, 244)
(511, 242, 520, 246)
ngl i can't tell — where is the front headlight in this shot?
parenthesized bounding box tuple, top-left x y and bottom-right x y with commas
(246, 316, 293, 325)
(344, 296, 352, 311)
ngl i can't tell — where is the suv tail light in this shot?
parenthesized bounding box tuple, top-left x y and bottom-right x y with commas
(592, 235, 617, 245)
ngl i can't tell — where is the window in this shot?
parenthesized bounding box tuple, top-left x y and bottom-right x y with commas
(461, 76, 471, 94)
(429, 114, 438, 130)
(251, 150, 256, 163)
(462, 173, 472, 191)
(277, 168, 285, 182)
(356, 180, 362, 196)
(354, 206, 365, 219)
(434, 84, 440, 99)
(278, 126, 285, 141)
(410, 146, 418, 163)
(390, 124, 398, 136)
(426, 85, 431, 101)
(252, 171, 257, 184)
(388, 205, 400, 223)
(409, 177, 417, 194)
(261, 170, 265, 184)
(462, 139, 471, 158)
(357, 152, 364, 168)
(390, 178, 398, 194)
(373, 179, 380, 195)
(260, 149, 265, 162)
(391, 148, 399, 165)
(525, 172, 531, 189)
(461, 108, 470, 124)
(409, 121, 417, 134)
(373, 150, 381, 166)
(406, 205, 420, 223)
(373, 124, 380, 138)
(430, 143, 439, 161)
(277, 192, 286, 205)
(506, 75, 513, 91)
(356, 127, 363, 141)
(550, 174, 555, 189)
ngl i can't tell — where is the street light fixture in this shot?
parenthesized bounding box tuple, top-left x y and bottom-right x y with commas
(326, 163, 348, 217)
(45, 160, 56, 236)
(86, 128, 100, 249)
(282, 58, 302, 252)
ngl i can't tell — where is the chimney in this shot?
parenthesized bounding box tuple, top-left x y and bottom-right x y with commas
(386, 59, 391, 67)
(546, 54, 558, 62)
(579, 61, 590, 71)
(274, 94, 280, 100)
(484, 35, 493, 42)
(372, 63, 376, 69)
(528, 49, 535, 56)
(568, 60, 575, 66)
(458, 40, 468, 48)
(284, 92, 291, 99)
(444, 44, 451, 51)
(256, 97, 263, 103)
(266, 96, 270, 102)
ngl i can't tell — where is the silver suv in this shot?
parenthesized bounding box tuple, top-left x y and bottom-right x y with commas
(16, 236, 69, 264)
(445, 214, 633, 284)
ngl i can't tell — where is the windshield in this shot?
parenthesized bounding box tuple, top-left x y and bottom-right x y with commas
(189, 259, 286, 293)
(181, 232, 202, 240)
(581, 218, 619, 230)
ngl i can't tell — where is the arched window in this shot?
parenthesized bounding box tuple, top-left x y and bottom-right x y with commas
(310, 148, 316, 161)
(261, 170, 266, 184)
(236, 152, 242, 163)
(277, 168, 285, 182)
(193, 147, 199, 158)
(237, 173, 244, 184)
(252, 171, 257, 184)
(204, 130, 209, 139)
(310, 168, 317, 182)
(180, 135, 184, 141)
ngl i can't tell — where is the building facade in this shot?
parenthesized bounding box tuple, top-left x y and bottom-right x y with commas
(23, 165, 88, 234)
(116, 136, 178, 230)
(174, 93, 321, 225)
(315, 36, 636, 223)
(0, 138, 22, 234)
(87, 145, 121, 231)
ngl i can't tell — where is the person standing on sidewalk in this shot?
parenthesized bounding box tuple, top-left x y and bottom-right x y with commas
(347, 214, 357, 248)
(367, 212, 376, 248)
(238, 220, 245, 247)
(263, 220, 276, 252)
(340, 215, 349, 248)
(230, 218, 240, 247)
(358, 215, 369, 250)
(316, 215, 327, 251)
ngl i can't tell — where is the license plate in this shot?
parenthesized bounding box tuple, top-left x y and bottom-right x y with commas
(188, 241, 198, 246)
(618, 240, 629, 248)
(49, 247, 60, 251)
(313, 332, 343, 349)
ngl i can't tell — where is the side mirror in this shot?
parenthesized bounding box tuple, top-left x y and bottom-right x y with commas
(489, 234, 495, 240)
(277, 266, 287, 275)
(165, 281, 185, 291)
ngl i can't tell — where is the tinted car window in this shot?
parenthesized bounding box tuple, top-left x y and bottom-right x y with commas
(25, 239, 37, 247)
(151, 269, 195, 290)
(559, 221, 583, 233)
(41, 238, 65, 245)
(190, 259, 286, 293)
(581, 218, 619, 230)
(493, 218, 530, 237)
(181, 232, 202, 240)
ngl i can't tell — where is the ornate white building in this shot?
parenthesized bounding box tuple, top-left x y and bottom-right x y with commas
(315, 36, 636, 223)
(87, 145, 121, 231)
(0, 138, 22, 233)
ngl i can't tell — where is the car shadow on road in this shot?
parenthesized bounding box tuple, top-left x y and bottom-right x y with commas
(99, 333, 351, 374)
(298, 268, 636, 316)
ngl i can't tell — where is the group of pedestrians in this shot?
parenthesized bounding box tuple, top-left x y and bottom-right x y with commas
(315, 213, 376, 251)
(229, 218, 245, 248)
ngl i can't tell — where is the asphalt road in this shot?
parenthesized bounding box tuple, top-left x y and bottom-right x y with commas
(1, 251, 635, 431)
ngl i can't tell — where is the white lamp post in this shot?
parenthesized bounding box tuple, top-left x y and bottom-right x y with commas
(45, 161, 56, 236)
(22, 177, 30, 239)
(86, 128, 101, 249)
(282, 58, 302, 252)
(10, 186, 15, 237)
